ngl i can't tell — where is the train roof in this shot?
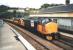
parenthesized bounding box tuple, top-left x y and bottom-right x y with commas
(40, 4, 73, 13)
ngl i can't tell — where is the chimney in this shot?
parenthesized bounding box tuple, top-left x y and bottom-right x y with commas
(66, 0, 70, 5)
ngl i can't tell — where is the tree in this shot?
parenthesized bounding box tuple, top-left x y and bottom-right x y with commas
(41, 3, 50, 8)
(0, 5, 9, 13)
(13, 10, 16, 17)
(0, 5, 10, 18)
(40, 3, 64, 9)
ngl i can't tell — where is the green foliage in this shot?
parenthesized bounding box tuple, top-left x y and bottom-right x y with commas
(0, 5, 9, 12)
(40, 3, 64, 9)
(0, 5, 10, 19)
(41, 3, 50, 8)
(13, 10, 16, 17)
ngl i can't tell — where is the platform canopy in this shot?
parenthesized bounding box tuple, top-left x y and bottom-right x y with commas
(40, 4, 73, 13)
(30, 4, 73, 17)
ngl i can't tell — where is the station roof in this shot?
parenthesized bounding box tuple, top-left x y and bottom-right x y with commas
(40, 4, 73, 13)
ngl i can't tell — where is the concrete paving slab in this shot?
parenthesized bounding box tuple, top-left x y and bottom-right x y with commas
(0, 23, 26, 50)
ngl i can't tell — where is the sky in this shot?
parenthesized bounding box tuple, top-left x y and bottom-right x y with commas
(0, 0, 73, 8)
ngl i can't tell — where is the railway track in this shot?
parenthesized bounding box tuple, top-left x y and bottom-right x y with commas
(5, 21, 73, 50)
(58, 33, 73, 47)
(7, 22, 63, 50)
(51, 40, 73, 50)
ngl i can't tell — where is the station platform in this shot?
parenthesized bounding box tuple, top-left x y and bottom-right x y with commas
(0, 23, 26, 50)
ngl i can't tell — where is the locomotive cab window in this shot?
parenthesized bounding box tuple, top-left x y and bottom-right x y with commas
(42, 18, 50, 24)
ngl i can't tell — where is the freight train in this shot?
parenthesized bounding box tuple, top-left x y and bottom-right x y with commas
(5, 17, 60, 40)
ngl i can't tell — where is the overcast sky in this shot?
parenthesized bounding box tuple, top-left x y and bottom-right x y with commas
(0, 0, 73, 8)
